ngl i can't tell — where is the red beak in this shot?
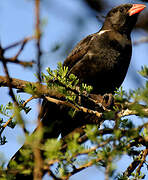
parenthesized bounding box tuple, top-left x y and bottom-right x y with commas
(128, 4, 146, 16)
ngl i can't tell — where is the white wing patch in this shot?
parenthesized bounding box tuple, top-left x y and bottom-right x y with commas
(98, 30, 111, 35)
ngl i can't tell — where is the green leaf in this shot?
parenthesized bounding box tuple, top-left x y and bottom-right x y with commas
(43, 139, 62, 159)
(139, 65, 148, 79)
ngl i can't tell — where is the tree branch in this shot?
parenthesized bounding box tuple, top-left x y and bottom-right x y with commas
(0, 75, 64, 98)
(136, 148, 148, 175)
(123, 148, 147, 177)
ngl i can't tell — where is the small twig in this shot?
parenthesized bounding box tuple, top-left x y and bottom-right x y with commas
(12, 37, 35, 60)
(118, 102, 148, 118)
(63, 157, 103, 179)
(0, 96, 35, 136)
(48, 78, 106, 111)
(4, 36, 34, 51)
(23, 96, 36, 107)
(0, 115, 14, 137)
(1, 36, 35, 67)
(0, 47, 19, 107)
(45, 96, 103, 119)
(136, 148, 148, 175)
(73, 138, 113, 158)
(0, 57, 35, 67)
(3, 115, 14, 128)
(123, 149, 147, 177)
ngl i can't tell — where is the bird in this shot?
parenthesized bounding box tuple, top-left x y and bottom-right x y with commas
(41, 3, 146, 138)
(42, 3, 146, 135)
(9, 4, 146, 179)
(63, 4, 146, 95)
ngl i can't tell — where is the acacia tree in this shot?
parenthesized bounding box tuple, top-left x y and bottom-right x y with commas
(0, 0, 148, 180)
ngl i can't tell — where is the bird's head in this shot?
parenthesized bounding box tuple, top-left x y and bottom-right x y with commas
(103, 4, 146, 35)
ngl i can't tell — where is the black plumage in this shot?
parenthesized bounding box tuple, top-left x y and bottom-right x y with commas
(41, 4, 146, 138)
(63, 4, 146, 94)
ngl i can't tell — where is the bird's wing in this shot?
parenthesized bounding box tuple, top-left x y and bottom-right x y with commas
(63, 33, 97, 70)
